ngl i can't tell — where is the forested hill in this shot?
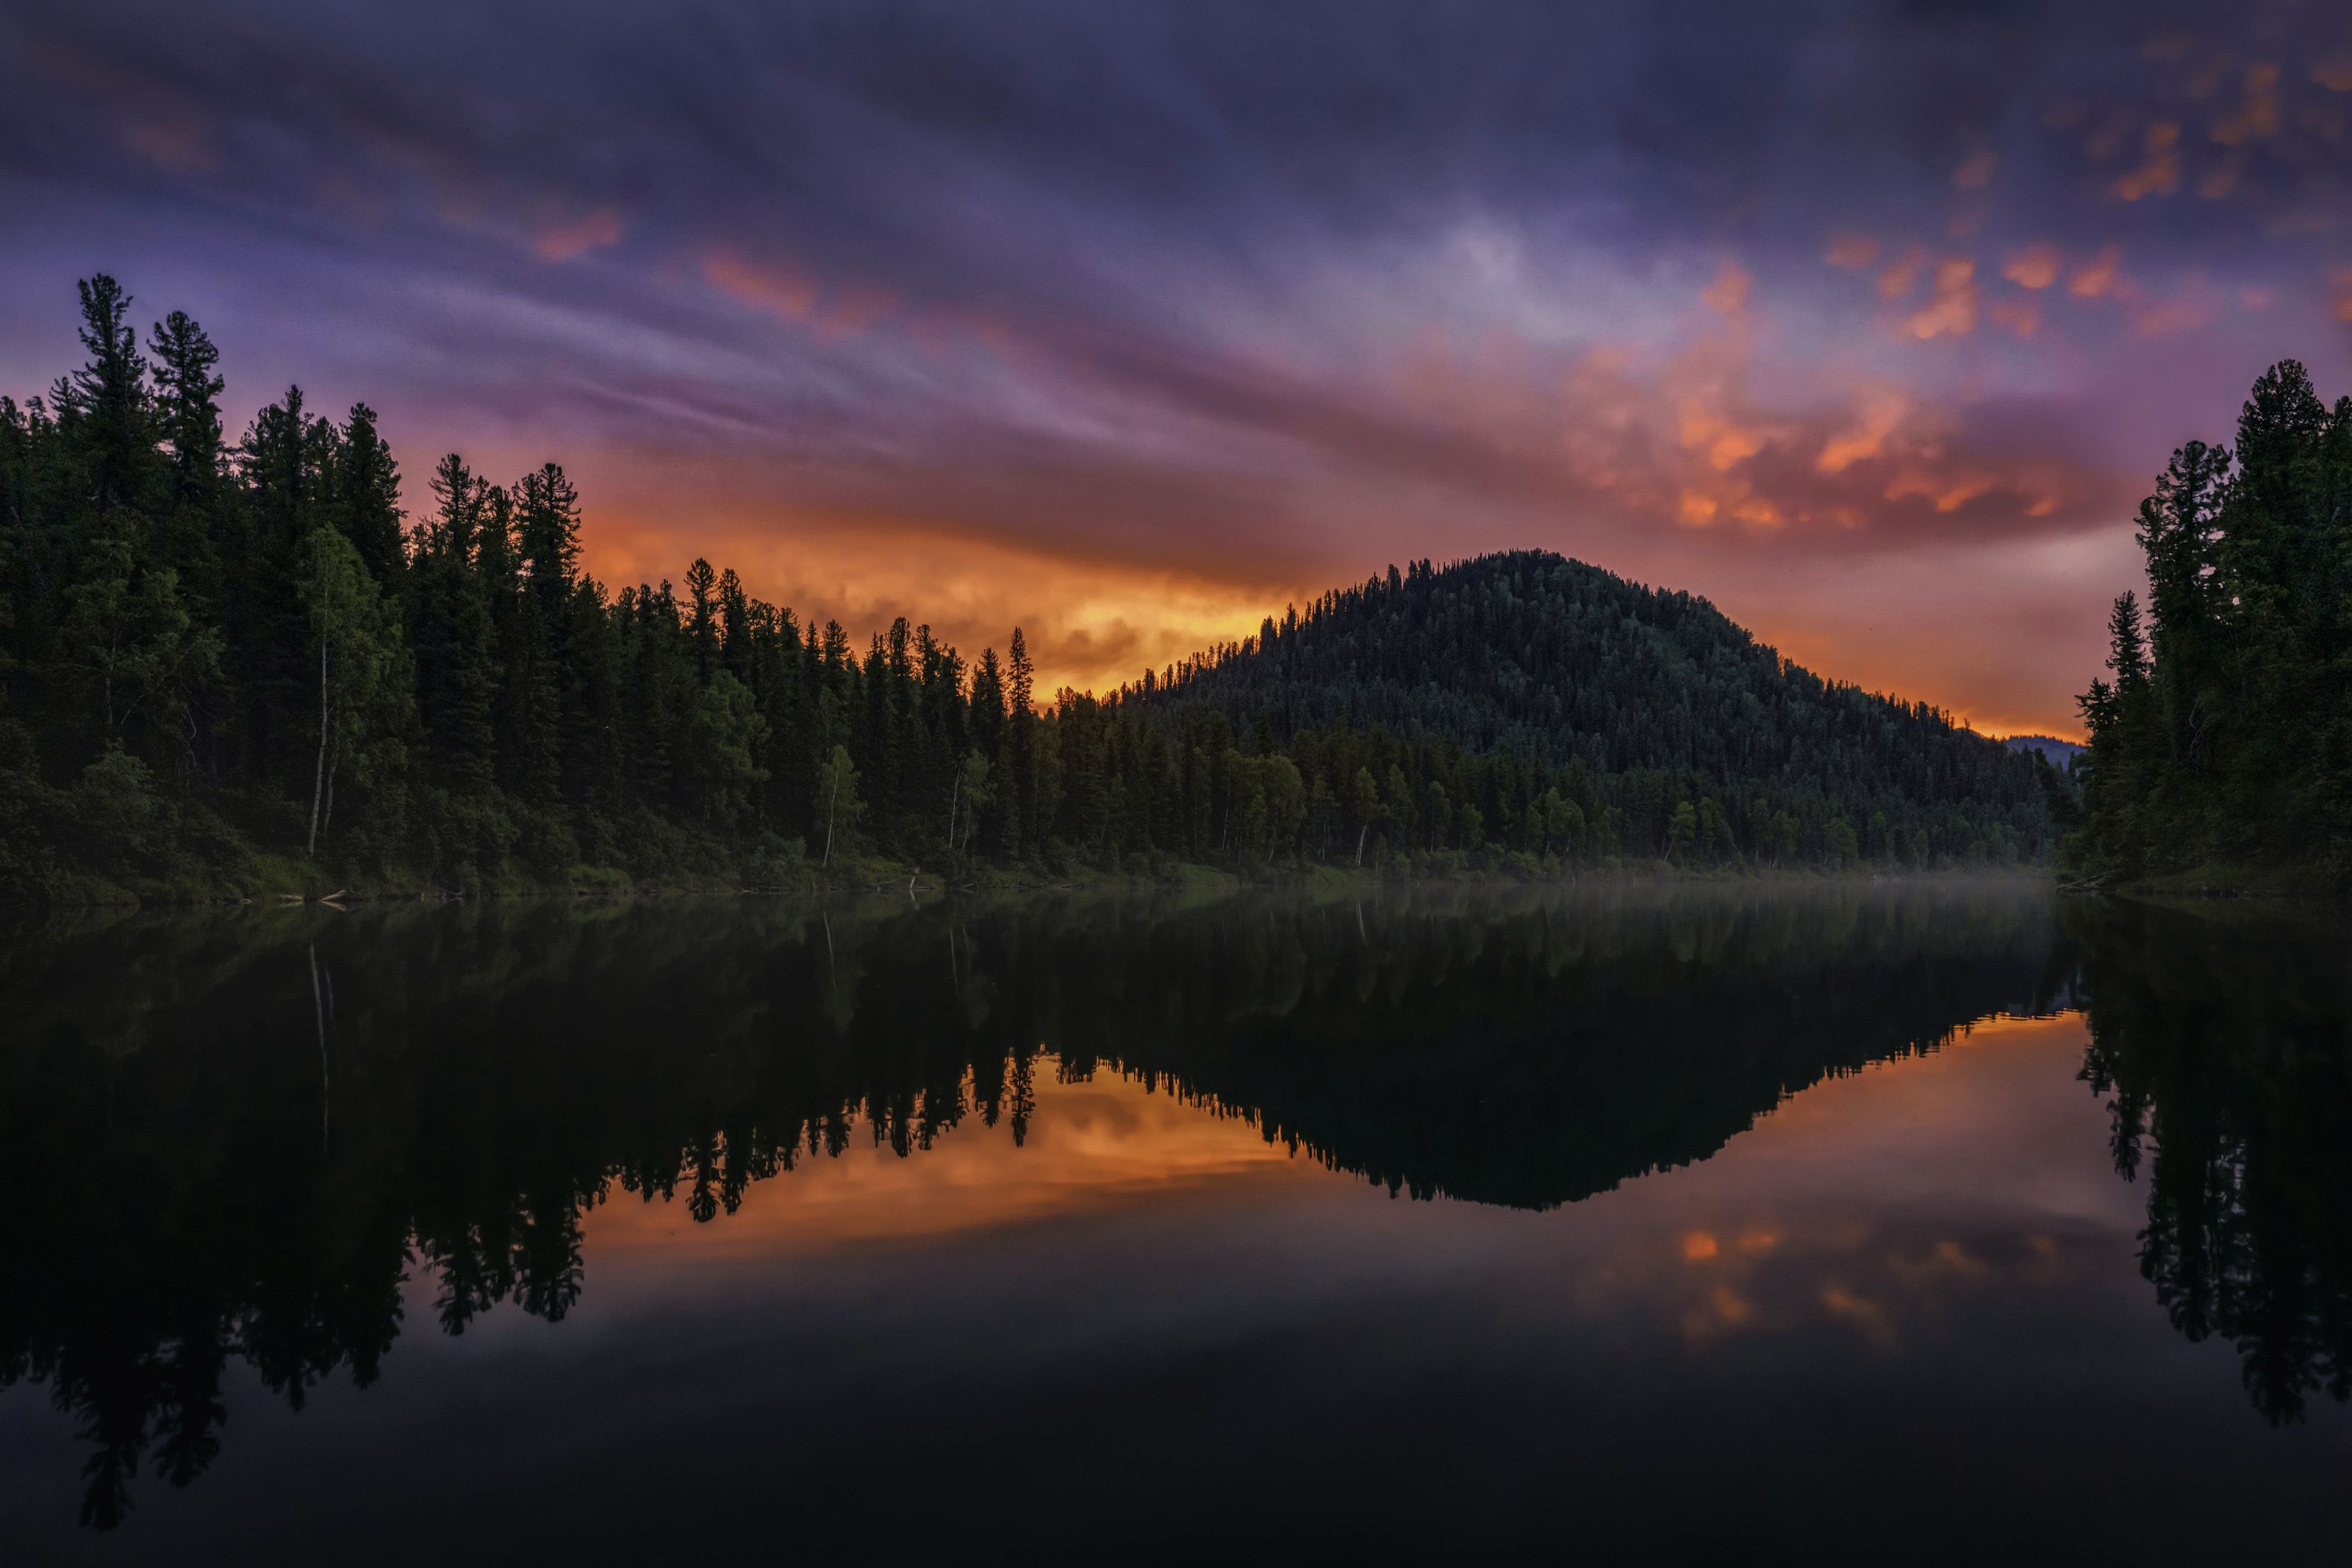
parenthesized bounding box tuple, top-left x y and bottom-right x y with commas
(1119, 551, 2060, 863)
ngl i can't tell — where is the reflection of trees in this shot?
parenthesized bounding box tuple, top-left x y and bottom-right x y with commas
(2070, 900, 2352, 1426)
(0, 882, 2059, 1528)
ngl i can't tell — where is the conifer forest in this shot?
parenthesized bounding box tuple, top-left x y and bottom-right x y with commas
(1, 277, 2064, 899)
(2070, 360, 2352, 890)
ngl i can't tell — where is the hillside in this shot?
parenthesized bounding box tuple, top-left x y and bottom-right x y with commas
(1119, 551, 2062, 864)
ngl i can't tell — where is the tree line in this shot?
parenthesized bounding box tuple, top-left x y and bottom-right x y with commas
(2, 276, 2058, 898)
(2071, 359, 2352, 885)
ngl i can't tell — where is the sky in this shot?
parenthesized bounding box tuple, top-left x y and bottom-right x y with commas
(7, 1, 2352, 737)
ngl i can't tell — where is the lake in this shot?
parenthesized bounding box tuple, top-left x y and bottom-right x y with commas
(1, 881, 2347, 1561)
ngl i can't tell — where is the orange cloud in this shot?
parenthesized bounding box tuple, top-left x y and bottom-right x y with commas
(1885, 469, 1997, 514)
(1987, 297, 2040, 339)
(702, 246, 820, 320)
(2113, 123, 2181, 200)
(2132, 295, 2212, 337)
(2000, 244, 2061, 289)
(1876, 246, 1926, 299)
(1547, 331, 2104, 566)
(2210, 63, 2282, 145)
(1702, 260, 1752, 316)
(2068, 245, 2122, 298)
(532, 206, 624, 262)
(1815, 392, 1907, 475)
(2196, 160, 2240, 200)
(1824, 233, 1879, 269)
(1819, 1283, 1896, 1343)
(1904, 258, 1978, 339)
(1951, 148, 1997, 190)
(700, 245, 902, 342)
(578, 501, 1290, 699)
(2317, 56, 2352, 92)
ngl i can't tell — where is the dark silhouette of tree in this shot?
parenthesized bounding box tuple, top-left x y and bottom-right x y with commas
(2070, 362, 2352, 884)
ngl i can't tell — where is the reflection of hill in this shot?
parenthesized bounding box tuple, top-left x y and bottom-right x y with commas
(2068, 899, 2352, 1427)
(1072, 885, 2068, 1207)
(0, 882, 2059, 1528)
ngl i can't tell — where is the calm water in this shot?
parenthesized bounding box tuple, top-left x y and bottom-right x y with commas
(0, 882, 2347, 1561)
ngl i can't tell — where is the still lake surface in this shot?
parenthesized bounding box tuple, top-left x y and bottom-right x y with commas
(0, 881, 2346, 1561)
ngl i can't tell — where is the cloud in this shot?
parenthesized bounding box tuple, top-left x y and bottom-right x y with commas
(1702, 260, 1752, 316)
(2001, 244, 2061, 289)
(1987, 297, 2041, 339)
(1904, 259, 1978, 339)
(2112, 122, 2181, 200)
(2209, 64, 2283, 145)
(1815, 392, 1908, 475)
(1824, 233, 1879, 269)
(532, 206, 624, 262)
(1876, 247, 1926, 300)
(2068, 245, 2123, 298)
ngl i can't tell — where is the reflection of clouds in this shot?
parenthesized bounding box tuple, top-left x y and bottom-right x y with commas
(589, 1064, 1308, 1258)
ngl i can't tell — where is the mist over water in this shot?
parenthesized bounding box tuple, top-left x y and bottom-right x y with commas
(1, 880, 2346, 1559)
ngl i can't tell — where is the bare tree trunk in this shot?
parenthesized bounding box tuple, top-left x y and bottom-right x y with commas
(946, 774, 961, 852)
(1355, 823, 1368, 866)
(822, 774, 837, 866)
(308, 641, 330, 858)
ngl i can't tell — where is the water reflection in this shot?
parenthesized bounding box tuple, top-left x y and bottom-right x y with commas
(0, 881, 2342, 1539)
(2067, 899, 2352, 1426)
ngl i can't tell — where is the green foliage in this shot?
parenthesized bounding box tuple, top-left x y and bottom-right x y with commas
(2069, 362, 2352, 886)
(814, 743, 863, 866)
(686, 670, 769, 827)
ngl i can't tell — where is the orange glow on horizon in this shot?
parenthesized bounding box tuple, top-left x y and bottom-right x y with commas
(576, 511, 1296, 700)
(570, 508, 2095, 739)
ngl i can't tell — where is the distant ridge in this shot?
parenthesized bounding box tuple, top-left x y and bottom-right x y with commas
(2001, 734, 2084, 768)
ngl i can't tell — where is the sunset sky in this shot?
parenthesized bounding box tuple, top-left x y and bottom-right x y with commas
(8, 1, 2352, 736)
